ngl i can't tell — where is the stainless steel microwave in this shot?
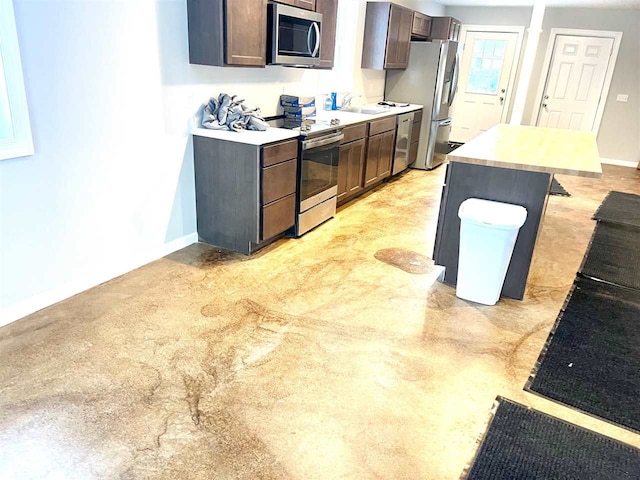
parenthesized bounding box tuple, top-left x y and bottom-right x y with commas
(267, 3, 322, 67)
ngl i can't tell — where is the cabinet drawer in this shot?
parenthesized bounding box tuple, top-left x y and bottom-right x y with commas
(262, 193, 295, 241)
(413, 109, 423, 123)
(262, 159, 297, 205)
(369, 116, 396, 136)
(263, 139, 298, 167)
(342, 123, 367, 144)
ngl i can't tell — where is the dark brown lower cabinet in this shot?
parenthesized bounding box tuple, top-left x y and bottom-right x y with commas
(193, 136, 297, 254)
(337, 138, 366, 204)
(364, 129, 395, 188)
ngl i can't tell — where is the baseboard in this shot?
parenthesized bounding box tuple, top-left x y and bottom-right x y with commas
(0, 233, 199, 329)
(600, 157, 639, 168)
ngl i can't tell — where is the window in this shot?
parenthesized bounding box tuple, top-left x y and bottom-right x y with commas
(466, 39, 507, 95)
(0, 0, 34, 161)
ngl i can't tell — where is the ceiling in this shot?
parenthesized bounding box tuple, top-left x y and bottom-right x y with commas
(437, 0, 640, 7)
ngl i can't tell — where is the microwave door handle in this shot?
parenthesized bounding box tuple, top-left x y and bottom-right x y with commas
(307, 23, 314, 56)
(312, 22, 320, 57)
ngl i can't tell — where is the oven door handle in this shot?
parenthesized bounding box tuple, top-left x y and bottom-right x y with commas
(302, 133, 344, 150)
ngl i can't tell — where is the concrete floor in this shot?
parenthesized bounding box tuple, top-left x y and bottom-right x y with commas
(1, 165, 639, 479)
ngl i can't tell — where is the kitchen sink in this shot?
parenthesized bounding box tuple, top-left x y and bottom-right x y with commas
(340, 106, 390, 115)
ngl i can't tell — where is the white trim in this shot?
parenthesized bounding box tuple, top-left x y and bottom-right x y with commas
(0, 233, 199, 328)
(0, 0, 34, 161)
(459, 25, 525, 123)
(529, 28, 623, 134)
(600, 157, 639, 168)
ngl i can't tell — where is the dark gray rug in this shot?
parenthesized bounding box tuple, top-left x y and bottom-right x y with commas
(464, 397, 640, 480)
(550, 177, 570, 196)
(593, 191, 640, 227)
(526, 277, 640, 433)
(580, 221, 640, 291)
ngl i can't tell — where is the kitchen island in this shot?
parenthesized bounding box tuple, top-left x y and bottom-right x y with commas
(433, 124, 602, 300)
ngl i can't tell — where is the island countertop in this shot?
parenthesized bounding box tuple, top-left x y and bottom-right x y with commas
(446, 124, 602, 178)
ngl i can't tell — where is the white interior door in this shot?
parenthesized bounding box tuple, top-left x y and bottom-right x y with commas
(536, 35, 614, 131)
(451, 30, 520, 143)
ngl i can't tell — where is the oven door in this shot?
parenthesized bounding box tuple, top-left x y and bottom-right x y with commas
(268, 3, 322, 66)
(299, 132, 343, 213)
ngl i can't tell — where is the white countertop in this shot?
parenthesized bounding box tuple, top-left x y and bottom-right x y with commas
(191, 125, 299, 146)
(190, 103, 423, 145)
(316, 104, 423, 126)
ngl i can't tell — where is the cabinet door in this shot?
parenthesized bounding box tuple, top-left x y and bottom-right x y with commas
(396, 7, 413, 68)
(364, 135, 382, 188)
(377, 129, 396, 180)
(347, 138, 366, 196)
(225, 0, 267, 66)
(316, 0, 338, 68)
(411, 12, 432, 39)
(297, 0, 316, 10)
(337, 143, 350, 201)
(384, 5, 402, 68)
(339, 138, 366, 202)
(384, 5, 412, 69)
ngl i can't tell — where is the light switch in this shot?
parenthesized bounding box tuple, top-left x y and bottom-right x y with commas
(616, 94, 629, 102)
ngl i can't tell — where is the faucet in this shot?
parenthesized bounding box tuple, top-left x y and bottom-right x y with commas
(341, 92, 362, 109)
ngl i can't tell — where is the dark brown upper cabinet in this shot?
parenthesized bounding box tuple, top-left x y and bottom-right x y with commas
(274, 0, 316, 11)
(187, 0, 267, 67)
(315, 0, 338, 68)
(361, 2, 413, 70)
(429, 16, 462, 41)
(411, 12, 432, 40)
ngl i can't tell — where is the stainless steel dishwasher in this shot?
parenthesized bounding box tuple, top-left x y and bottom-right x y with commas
(391, 112, 415, 175)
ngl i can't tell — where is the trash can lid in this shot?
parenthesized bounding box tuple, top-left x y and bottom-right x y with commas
(458, 198, 527, 228)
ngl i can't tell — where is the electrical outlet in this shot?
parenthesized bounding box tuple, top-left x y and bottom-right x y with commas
(616, 94, 629, 102)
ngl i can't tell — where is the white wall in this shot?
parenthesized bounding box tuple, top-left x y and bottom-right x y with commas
(0, 0, 444, 326)
(445, 5, 640, 164)
(525, 8, 640, 164)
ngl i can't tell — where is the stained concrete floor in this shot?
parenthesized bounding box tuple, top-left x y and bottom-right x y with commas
(1, 165, 639, 479)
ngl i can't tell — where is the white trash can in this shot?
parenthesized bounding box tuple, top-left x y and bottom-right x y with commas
(456, 198, 528, 305)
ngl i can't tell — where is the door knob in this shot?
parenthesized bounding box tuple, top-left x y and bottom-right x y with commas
(500, 96, 504, 103)
(542, 103, 548, 108)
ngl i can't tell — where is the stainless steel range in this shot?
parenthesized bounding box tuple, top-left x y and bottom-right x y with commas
(267, 117, 343, 236)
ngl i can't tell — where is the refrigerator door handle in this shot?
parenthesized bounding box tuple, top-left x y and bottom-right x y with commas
(449, 53, 460, 106)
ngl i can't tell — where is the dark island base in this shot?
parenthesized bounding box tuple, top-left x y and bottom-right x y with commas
(433, 161, 552, 300)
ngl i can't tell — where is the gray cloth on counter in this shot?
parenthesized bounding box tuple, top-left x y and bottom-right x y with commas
(202, 93, 269, 132)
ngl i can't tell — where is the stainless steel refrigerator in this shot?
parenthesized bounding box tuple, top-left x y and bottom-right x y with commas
(385, 40, 459, 170)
